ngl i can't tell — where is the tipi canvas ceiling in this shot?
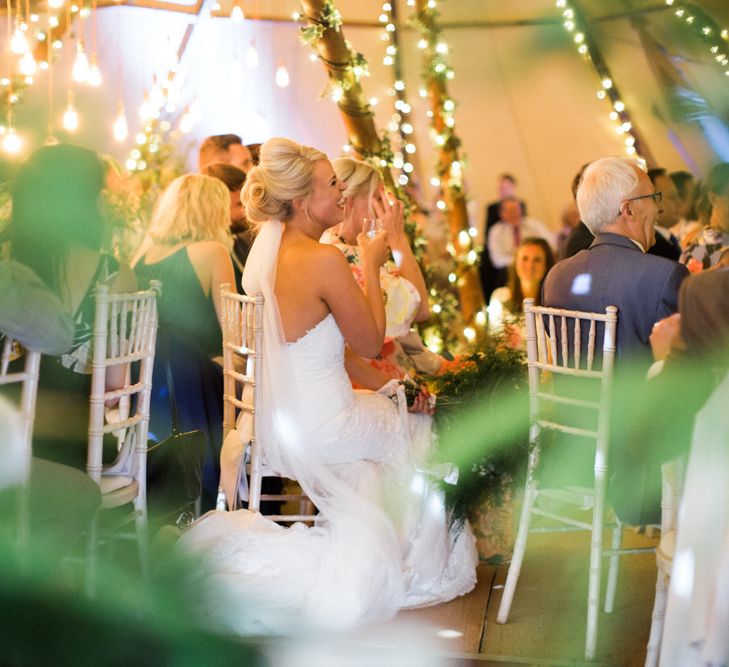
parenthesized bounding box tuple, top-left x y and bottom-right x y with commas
(3, 0, 729, 231)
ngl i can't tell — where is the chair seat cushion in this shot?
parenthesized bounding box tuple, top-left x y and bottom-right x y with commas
(99, 474, 134, 495)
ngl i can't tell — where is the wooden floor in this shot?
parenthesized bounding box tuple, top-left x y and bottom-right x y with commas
(393, 530, 659, 666)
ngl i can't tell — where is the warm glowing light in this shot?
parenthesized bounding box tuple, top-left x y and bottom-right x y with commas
(48, 0, 64, 8)
(430, 177, 440, 187)
(230, 4, 244, 22)
(112, 103, 128, 142)
(458, 230, 470, 247)
(19, 52, 37, 76)
(369, 96, 378, 106)
(178, 110, 194, 134)
(463, 326, 476, 342)
(72, 42, 90, 83)
(437, 200, 447, 211)
(2, 128, 23, 154)
(475, 311, 487, 326)
(11, 28, 30, 55)
(88, 55, 102, 87)
(435, 42, 448, 54)
(275, 64, 290, 88)
(602, 77, 613, 89)
(417, 38, 428, 49)
(246, 42, 259, 68)
(614, 100, 625, 112)
(62, 92, 79, 132)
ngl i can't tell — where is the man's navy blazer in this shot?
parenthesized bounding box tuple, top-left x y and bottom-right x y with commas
(542, 232, 689, 368)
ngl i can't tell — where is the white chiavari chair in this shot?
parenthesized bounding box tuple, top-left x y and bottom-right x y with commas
(85, 281, 159, 594)
(218, 285, 315, 522)
(497, 298, 654, 661)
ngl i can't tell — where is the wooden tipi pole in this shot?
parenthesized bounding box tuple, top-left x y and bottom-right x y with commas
(299, 0, 395, 190)
(413, 0, 484, 323)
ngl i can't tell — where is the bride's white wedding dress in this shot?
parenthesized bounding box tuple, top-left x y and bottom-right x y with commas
(178, 220, 477, 635)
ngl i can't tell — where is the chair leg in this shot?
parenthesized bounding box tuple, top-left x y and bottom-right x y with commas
(496, 483, 537, 624)
(134, 496, 149, 582)
(85, 511, 99, 598)
(644, 570, 669, 667)
(585, 507, 605, 660)
(604, 519, 623, 613)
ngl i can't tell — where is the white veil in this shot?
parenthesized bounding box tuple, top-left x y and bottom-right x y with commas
(240, 220, 405, 626)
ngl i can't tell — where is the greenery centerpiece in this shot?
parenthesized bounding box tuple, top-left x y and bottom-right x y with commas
(429, 333, 530, 560)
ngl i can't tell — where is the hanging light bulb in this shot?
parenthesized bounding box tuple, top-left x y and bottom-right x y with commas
(230, 3, 244, 22)
(63, 91, 79, 132)
(149, 78, 165, 112)
(178, 107, 194, 134)
(2, 127, 23, 154)
(112, 102, 128, 142)
(138, 91, 154, 121)
(87, 54, 102, 86)
(275, 63, 290, 88)
(10, 27, 30, 55)
(19, 51, 37, 76)
(246, 41, 259, 68)
(72, 41, 90, 83)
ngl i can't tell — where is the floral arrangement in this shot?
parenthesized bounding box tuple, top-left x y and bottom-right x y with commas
(429, 332, 530, 527)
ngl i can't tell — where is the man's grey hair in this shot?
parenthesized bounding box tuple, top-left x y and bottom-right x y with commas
(576, 157, 643, 234)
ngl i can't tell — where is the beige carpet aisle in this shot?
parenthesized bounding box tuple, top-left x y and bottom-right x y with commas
(395, 530, 659, 666)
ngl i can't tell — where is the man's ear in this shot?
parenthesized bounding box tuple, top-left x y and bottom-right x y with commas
(619, 201, 631, 218)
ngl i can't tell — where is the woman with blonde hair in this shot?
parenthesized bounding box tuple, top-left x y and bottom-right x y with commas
(180, 137, 477, 635)
(133, 173, 236, 509)
(320, 157, 444, 381)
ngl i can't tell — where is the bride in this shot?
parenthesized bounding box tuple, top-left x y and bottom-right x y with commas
(178, 137, 477, 635)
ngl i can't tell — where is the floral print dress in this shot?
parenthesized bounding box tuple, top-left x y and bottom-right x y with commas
(320, 229, 421, 381)
(680, 228, 729, 274)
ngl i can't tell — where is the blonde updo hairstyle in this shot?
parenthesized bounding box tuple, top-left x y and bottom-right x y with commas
(148, 173, 231, 246)
(332, 157, 383, 218)
(242, 137, 328, 224)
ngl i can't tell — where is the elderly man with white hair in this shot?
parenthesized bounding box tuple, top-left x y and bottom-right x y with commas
(543, 156, 689, 367)
(541, 157, 690, 526)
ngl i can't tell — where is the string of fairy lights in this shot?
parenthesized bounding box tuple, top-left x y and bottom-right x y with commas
(376, 0, 418, 189)
(555, 0, 645, 161)
(411, 0, 485, 348)
(664, 1, 729, 76)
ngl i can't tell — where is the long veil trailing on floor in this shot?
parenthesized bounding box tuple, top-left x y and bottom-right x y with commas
(237, 219, 405, 627)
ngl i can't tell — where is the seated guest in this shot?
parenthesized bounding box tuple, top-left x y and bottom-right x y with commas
(488, 237, 554, 350)
(555, 203, 581, 261)
(0, 260, 74, 355)
(7, 144, 136, 467)
(480, 173, 527, 301)
(201, 163, 250, 286)
(0, 262, 100, 569)
(650, 267, 729, 666)
(669, 169, 696, 240)
(247, 143, 261, 167)
(324, 157, 445, 381)
(680, 163, 729, 273)
(487, 197, 554, 296)
(562, 163, 594, 259)
(198, 134, 254, 173)
(132, 174, 235, 508)
(542, 156, 689, 524)
(544, 156, 688, 369)
(647, 168, 681, 261)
